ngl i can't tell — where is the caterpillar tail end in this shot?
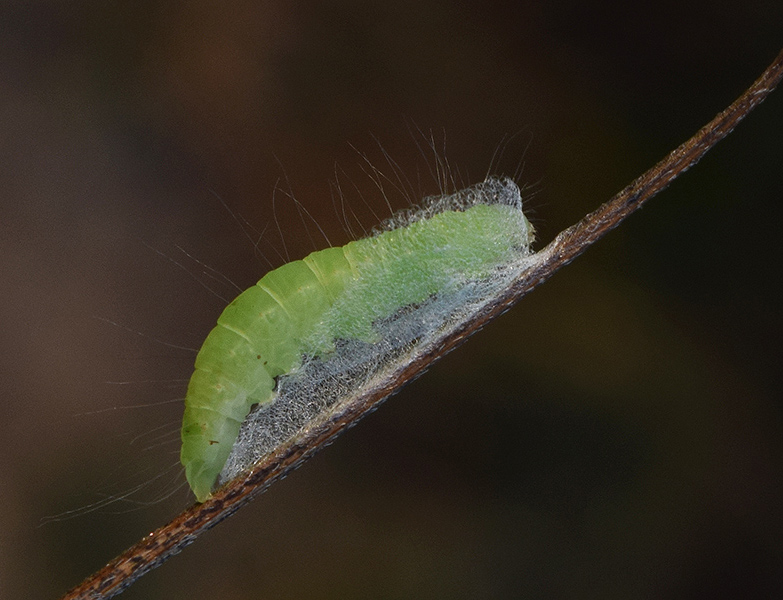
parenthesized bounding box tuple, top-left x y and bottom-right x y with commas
(183, 459, 217, 503)
(181, 403, 247, 503)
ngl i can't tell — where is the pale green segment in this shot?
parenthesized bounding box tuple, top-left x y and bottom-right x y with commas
(335, 203, 523, 339)
(181, 199, 528, 502)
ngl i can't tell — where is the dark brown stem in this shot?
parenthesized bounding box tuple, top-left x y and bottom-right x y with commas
(60, 48, 783, 600)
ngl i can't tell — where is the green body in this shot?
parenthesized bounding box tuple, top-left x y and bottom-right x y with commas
(181, 182, 531, 501)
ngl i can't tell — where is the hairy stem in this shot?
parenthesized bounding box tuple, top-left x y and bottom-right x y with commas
(60, 48, 783, 600)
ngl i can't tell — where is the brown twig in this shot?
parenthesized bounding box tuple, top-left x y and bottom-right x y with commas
(60, 48, 783, 600)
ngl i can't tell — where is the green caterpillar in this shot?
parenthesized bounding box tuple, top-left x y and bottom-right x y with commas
(181, 177, 534, 501)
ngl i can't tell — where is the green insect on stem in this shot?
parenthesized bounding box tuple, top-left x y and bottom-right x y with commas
(181, 177, 533, 502)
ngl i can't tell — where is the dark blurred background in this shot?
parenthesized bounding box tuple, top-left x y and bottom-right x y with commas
(2, 1, 782, 598)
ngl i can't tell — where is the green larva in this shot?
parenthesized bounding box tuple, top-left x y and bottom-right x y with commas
(181, 177, 534, 502)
